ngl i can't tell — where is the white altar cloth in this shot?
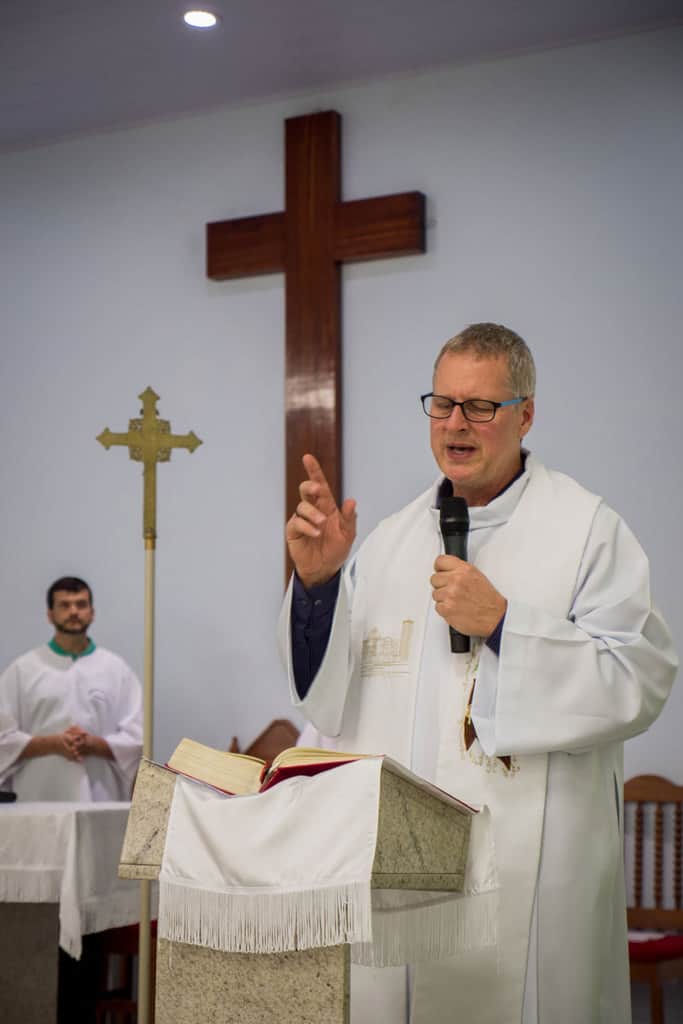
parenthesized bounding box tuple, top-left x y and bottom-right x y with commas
(0, 801, 148, 958)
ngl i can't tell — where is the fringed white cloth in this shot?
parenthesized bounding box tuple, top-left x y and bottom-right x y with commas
(159, 760, 498, 965)
(0, 801, 143, 958)
(159, 759, 381, 954)
(354, 804, 498, 966)
(353, 888, 498, 966)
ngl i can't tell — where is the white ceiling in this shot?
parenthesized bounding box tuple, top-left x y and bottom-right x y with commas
(2, 0, 681, 152)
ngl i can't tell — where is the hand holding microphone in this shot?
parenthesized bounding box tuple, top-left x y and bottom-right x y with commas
(433, 496, 507, 649)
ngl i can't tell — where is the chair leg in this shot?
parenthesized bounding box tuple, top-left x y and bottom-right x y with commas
(650, 977, 664, 1024)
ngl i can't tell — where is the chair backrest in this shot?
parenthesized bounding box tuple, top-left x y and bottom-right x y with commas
(624, 774, 683, 931)
(230, 719, 300, 763)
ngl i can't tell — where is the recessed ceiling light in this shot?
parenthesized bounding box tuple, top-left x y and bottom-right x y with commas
(183, 10, 219, 29)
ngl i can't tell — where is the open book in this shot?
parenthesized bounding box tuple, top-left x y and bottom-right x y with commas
(164, 737, 477, 815)
(165, 737, 373, 796)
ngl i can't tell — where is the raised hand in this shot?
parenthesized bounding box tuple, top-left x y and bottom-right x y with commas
(286, 454, 357, 588)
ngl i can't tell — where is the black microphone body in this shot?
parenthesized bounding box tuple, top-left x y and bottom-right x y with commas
(439, 496, 470, 653)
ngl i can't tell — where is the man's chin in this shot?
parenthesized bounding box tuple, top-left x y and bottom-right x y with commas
(58, 624, 89, 635)
(442, 464, 475, 489)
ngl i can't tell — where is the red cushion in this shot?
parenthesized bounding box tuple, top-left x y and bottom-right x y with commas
(629, 933, 683, 963)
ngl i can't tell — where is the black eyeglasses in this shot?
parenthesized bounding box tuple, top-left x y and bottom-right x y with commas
(420, 393, 527, 422)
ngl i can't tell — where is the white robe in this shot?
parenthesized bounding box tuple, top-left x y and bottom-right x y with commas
(279, 454, 677, 1024)
(0, 644, 143, 801)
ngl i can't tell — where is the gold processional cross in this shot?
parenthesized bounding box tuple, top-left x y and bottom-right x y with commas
(97, 386, 202, 544)
(97, 386, 202, 1024)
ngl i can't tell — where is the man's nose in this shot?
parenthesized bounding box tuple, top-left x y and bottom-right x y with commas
(446, 403, 469, 427)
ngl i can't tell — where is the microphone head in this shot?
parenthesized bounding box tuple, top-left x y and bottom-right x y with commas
(440, 495, 469, 535)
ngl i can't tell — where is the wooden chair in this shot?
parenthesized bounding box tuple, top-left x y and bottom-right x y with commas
(229, 718, 300, 763)
(94, 921, 157, 1024)
(624, 774, 683, 1024)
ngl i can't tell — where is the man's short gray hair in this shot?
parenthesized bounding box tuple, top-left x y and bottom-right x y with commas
(434, 323, 536, 397)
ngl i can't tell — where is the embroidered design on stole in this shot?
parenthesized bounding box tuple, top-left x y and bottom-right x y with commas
(360, 619, 415, 677)
(460, 642, 519, 777)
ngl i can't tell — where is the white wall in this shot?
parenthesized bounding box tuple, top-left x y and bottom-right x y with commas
(1, 28, 681, 775)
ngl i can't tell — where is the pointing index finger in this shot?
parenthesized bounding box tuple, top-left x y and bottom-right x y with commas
(302, 454, 332, 493)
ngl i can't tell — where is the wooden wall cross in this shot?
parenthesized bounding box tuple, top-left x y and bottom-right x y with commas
(206, 110, 426, 575)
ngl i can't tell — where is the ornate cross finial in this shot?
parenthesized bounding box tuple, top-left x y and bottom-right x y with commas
(97, 387, 202, 544)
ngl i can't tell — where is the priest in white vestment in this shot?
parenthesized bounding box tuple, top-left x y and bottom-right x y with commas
(279, 323, 677, 1024)
(0, 576, 142, 801)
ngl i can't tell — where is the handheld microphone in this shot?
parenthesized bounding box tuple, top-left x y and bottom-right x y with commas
(439, 495, 470, 653)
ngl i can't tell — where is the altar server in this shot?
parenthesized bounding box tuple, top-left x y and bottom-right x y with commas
(0, 575, 142, 801)
(280, 323, 677, 1024)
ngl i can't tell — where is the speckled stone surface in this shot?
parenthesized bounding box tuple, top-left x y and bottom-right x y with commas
(156, 938, 349, 1024)
(372, 764, 470, 890)
(121, 759, 470, 891)
(119, 758, 175, 879)
(0, 903, 59, 1024)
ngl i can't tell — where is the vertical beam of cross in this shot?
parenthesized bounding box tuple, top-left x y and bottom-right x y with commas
(284, 113, 342, 544)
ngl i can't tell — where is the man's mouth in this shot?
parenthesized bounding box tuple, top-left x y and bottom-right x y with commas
(446, 443, 477, 457)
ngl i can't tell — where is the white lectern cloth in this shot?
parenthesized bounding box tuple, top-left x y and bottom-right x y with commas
(159, 759, 497, 965)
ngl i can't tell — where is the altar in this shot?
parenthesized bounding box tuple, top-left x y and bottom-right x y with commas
(0, 801, 152, 1024)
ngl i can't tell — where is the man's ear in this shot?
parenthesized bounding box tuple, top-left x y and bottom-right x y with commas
(520, 397, 535, 438)
(47, 608, 55, 626)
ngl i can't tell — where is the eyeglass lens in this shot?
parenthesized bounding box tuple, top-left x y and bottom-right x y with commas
(426, 396, 496, 421)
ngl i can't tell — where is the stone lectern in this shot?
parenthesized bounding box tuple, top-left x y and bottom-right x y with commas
(120, 758, 472, 1024)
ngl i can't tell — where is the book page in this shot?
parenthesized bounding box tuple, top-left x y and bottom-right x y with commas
(262, 748, 479, 812)
(166, 737, 265, 796)
(269, 746, 374, 770)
